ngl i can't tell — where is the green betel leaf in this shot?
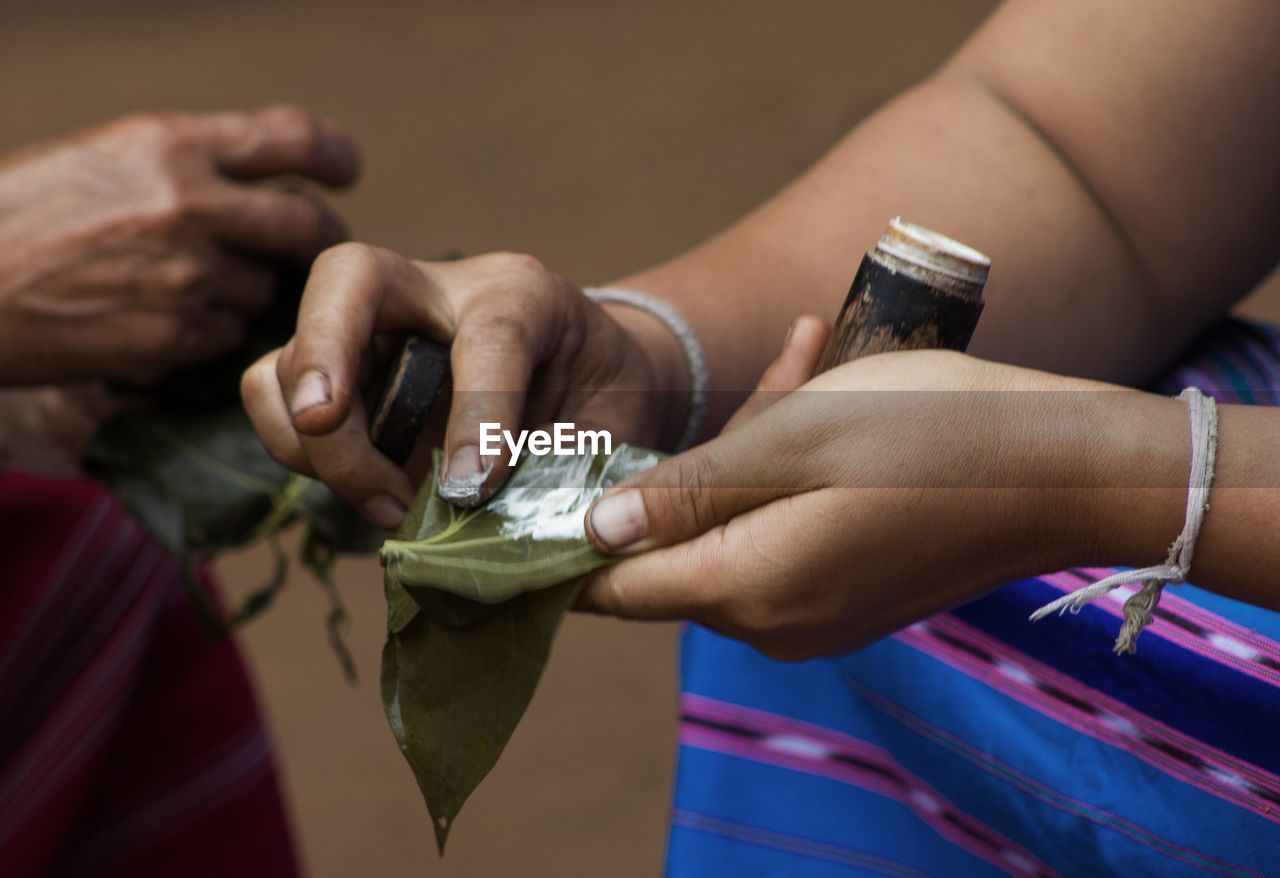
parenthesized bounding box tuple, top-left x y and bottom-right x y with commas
(379, 444, 663, 852)
(381, 576, 581, 855)
(381, 446, 663, 603)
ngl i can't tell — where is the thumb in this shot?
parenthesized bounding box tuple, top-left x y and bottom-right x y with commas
(584, 415, 814, 557)
(583, 314, 826, 554)
(722, 314, 829, 434)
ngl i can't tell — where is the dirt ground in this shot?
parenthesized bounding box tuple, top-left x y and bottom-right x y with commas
(3, 1, 1276, 876)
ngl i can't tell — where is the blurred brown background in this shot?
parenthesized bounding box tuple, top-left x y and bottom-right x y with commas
(3, 1, 1276, 876)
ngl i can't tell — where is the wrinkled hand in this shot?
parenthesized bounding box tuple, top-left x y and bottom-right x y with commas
(0, 384, 127, 477)
(578, 322, 1107, 660)
(241, 246, 688, 530)
(0, 105, 359, 385)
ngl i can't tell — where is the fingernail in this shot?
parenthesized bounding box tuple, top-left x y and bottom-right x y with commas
(589, 489, 648, 551)
(784, 320, 796, 346)
(291, 370, 331, 416)
(362, 494, 406, 531)
(438, 445, 490, 505)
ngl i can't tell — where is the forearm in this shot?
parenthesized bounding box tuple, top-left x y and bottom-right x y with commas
(1024, 392, 1280, 614)
(610, 0, 1280, 434)
(614, 74, 1165, 410)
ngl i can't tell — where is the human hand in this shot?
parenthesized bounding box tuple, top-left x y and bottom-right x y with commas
(0, 105, 359, 385)
(577, 323, 1172, 660)
(0, 383, 128, 478)
(241, 246, 690, 530)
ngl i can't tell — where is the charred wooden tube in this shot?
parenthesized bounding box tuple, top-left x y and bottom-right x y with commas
(814, 217, 989, 375)
(370, 337, 450, 466)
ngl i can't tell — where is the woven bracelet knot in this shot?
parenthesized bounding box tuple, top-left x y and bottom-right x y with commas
(1028, 387, 1219, 655)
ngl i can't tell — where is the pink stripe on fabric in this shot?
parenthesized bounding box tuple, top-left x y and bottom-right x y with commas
(846, 677, 1266, 878)
(1173, 365, 1218, 392)
(926, 614, 1280, 793)
(0, 495, 114, 692)
(3, 528, 164, 741)
(0, 546, 172, 846)
(680, 722, 1055, 878)
(685, 693, 908, 767)
(680, 696, 1049, 875)
(1075, 567, 1280, 660)
(671, 809, 933, 878)
(0, 545, 166, 804)
(1218, 339, 1276, 396)
(1177, 358, 1235, 397)
(1039, 571, 1280, 691)
(895, 618, 1280, 825)
(925, 614, 1280, 795)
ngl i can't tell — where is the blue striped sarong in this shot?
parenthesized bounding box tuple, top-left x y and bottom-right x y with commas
(667, 320, 1280, 877)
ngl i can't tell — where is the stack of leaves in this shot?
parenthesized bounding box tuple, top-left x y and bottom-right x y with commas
(84, 272, 384, 677)
(379, 445, 662, 852)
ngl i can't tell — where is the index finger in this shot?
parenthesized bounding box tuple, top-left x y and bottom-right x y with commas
(283, 243, 450, 437)
(195, 104, 360, 187)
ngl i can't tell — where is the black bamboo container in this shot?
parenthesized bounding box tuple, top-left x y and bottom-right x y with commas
(814, 217, 989, 374)
(371, 337, 450, 465)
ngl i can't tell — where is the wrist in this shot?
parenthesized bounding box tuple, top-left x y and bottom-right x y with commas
(1037, 388, 1189, 573)
(604, 303, 690, 451)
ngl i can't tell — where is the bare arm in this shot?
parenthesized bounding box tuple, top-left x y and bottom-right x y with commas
(619, 0, 1280, 424)
(247, 0, 1280, 528)
(577, 346, 1280, 658)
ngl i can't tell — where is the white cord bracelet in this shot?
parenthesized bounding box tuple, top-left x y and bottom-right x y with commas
(584, 286, 709, 452)
(1029, 387, 1219, 654)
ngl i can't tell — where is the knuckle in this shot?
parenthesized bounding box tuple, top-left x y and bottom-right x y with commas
(313, 240, 380, 275)
(161, 256, 212, 297)
(120, 110, 181, 142)
(454, 312, 531, 351)
(141, 176, 199, 230)
(662, 456, 722, 533)
(483, 252, 556, 291)
(240, 355, 274, 400)
(265, 104, 319, 146)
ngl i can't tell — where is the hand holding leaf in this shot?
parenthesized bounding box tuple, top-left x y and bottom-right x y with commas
(379, 445, 662, 852)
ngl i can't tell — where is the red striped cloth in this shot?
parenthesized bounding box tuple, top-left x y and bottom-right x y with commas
(0, 470, 300, 877)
